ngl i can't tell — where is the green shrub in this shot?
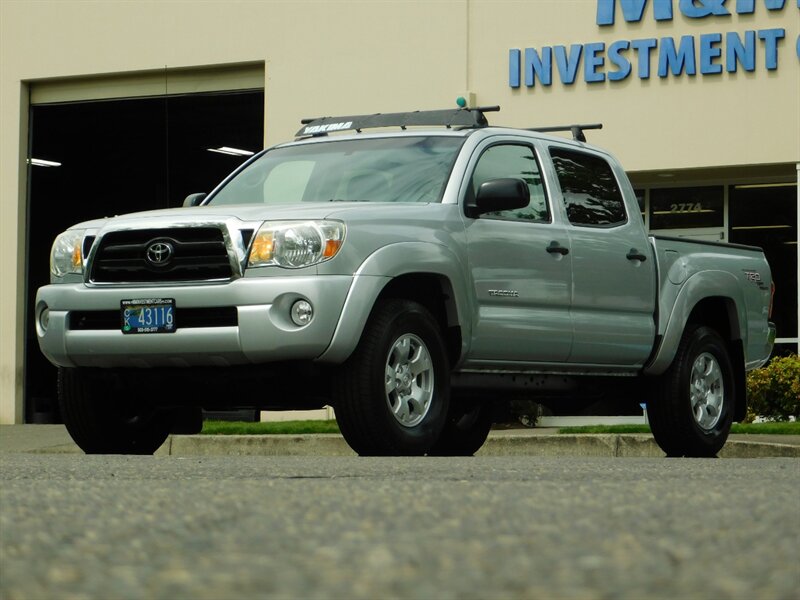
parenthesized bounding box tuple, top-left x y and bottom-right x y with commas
(746, 354, 800, 422)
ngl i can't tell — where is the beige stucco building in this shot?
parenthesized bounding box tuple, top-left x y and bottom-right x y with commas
(1, 0, 798, 423)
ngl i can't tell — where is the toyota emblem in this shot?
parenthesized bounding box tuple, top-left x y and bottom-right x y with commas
(145, 241, 174, 266)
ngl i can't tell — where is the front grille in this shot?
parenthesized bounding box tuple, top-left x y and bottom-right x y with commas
(69, 307, 238, 330)
(90, 227, 232, 283)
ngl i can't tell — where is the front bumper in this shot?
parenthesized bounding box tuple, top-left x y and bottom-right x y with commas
(36, 276, 354, 368)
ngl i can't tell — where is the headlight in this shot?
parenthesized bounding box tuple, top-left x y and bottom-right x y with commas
(50, 229, 86, 277)
(248, 221, 345, 269)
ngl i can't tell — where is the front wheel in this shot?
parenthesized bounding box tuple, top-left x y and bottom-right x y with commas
(647, 325, 735, 457)
(59, 368, 173, 454)
(333, 299, 450, 456)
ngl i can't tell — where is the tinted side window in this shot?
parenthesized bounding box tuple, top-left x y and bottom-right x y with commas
(550, 148, 627, 226)
(471, 144, 549, 223)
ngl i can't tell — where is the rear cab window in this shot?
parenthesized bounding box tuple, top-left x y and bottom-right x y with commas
(549, 147, 627, 227)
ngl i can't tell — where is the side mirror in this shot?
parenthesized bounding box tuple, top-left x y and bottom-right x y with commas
(183, 192, 207, 207)
(467, 178, 530, 217)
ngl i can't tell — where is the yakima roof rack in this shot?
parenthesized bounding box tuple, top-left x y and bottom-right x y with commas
(296, 106, 501, 137)
(528, 123, 603, 143)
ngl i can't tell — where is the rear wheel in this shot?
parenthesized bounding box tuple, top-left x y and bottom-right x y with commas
(647, 325, 735, 457)
(333, 299, 450, 456)
(59, 368, 173, 454)
(428, 398, 493, 456)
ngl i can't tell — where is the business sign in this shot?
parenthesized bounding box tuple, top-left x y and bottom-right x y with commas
(509, 0, 798, 87)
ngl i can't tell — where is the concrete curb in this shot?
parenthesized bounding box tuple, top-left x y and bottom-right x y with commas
(478, 434, 800, 458)
(5, 424, 796, 458)
(166, 434, 356, 457)
(23, 433, 799, 458)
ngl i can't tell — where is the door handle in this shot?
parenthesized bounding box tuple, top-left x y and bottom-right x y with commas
(626, 248, 647, 262)
(546, 241, 569, 255)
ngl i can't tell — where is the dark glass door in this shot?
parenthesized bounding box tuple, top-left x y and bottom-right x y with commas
(25, 90, 264, 422)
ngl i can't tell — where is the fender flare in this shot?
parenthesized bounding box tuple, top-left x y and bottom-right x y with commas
(645, 270, 746, 376)
(315, 242, 473, 363)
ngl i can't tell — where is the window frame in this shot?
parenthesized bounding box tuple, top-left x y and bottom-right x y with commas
(548, 145, 629, 229)
(465, 140, 553, 225)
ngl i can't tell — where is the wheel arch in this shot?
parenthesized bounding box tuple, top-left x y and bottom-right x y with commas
(646, 277, 748, 422)
(316, 242, 470, 366)
(646, 271, 746, 376)
(376, 273, 463, 368)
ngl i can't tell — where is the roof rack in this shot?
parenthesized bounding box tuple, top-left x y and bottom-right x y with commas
(528, 123, 602, 143)
(296, 106, 500, 137)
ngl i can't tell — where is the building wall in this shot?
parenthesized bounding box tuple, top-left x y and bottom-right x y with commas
(1, 0, 798, 423)
(474, 1, 799, 171)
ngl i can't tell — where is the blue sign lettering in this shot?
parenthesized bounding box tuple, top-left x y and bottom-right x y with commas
(509, 49, 521, 87)
(608, 40, 633, 80)
(584, 43, 607, 82)
(631, 38, 658, 77)
(525, 47, 552, 86)
(508, 1, 790, 88)
(658, 35, 697, 76)
(598, 0, 786, 24)
(758, 28, 785, 69)
(597, 0, 673, 25)
(736, 0, 787, 13)
(726, 30, 756, 71)
(699, 33, 724, 74)
(554, 45, 583, 85)
(679, 0, 730, 18)
(738, 0, 756, 11)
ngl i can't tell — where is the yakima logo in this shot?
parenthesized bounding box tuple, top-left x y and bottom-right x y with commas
(302, 121, 353, 134)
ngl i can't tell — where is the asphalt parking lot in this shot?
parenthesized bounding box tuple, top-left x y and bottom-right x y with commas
(1, 453, 798, 600)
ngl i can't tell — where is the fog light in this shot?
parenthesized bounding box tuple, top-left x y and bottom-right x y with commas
(39, 307, 50, 333)
(290, 300, 313, 326)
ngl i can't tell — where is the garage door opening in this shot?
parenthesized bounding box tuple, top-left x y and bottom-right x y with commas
(25, 89, 265, 423)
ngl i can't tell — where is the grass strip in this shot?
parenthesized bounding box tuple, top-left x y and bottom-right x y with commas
(557, 424, 652, 435)
(202, 420, 340, 435)
(557, 422, 800, 435)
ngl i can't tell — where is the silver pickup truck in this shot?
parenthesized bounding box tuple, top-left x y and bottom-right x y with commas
(36, 107, 776, 458)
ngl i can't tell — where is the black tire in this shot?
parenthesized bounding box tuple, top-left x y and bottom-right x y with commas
(59, 368, 172, 455)
(647, 325, 735, 457)
(428, 398, 493, 456)
(333, 299, 450, 456)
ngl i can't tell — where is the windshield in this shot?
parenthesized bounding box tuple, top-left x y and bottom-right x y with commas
(208, 136, 464, 206)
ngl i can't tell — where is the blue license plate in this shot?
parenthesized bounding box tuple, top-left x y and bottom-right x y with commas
(121, 298, 176, 334)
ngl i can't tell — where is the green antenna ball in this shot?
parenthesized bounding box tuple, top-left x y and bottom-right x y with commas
(456, 96, 467, 108)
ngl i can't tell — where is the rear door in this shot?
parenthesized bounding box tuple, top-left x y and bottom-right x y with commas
(547, 145, 656, 366)
(462, 138, 573, 364)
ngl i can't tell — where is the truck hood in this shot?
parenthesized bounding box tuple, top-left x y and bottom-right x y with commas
(65, 202, 436, 232)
